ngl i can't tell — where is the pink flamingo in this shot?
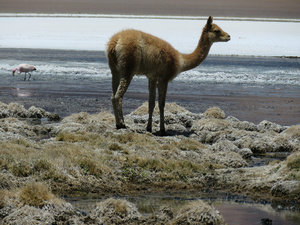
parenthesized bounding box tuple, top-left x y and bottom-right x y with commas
(12, 64, 37, 81)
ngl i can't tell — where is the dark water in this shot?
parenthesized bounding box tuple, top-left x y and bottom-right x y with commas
(0, 48, 299, 125)
(67, 193, 300, 225)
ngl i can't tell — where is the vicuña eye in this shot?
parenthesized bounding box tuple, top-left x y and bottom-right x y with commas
(214, 30, 221, 34)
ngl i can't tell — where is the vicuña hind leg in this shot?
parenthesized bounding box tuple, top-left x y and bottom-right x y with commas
(147, 78, 157, 132)
(112, 76, 132, 129)
(111, 72, 121, 128)
(158, 81, 168, 136)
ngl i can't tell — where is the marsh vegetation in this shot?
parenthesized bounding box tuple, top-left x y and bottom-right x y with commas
(0, 101, 299, 224)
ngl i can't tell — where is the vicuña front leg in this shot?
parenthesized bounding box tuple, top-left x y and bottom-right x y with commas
(147, 78, 157, 132)
(158, 81, 168, 136)
(112, 77, 132, 129)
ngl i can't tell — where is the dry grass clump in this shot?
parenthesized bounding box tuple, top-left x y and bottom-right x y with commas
(111, 199, 131, 214)
(286, 152, 300, 170)
(0, 182, 65, 222)
(121, 152, 209, 183)
(285, 152, 300, 180)
(0, 139, 35, 154)
(10, 138, 35, 148)
(7, 102, 27, 117)
(89, 198, 141, 224)
(33, 159, 52, 172)
(66, 112, 89, 123)
(109, 142, 124, 151)
(56, 131, 96, 142)
(11, 160, 34, 177)
(18, 182, 62, 207)
(193, 118, 230, 133)
(178, 138, 207, 151)
(0, 140, 37, 177)
(171, 200, 226, 225)
(130, 102, 190, 116)
(164, 102, 191, 114)
(94, 111, 115, 124)
(0, 134, 117, 184)
(283, 125, 300, 140)
(63, 111, 114, 124)
(78, 156, 112, 177)
(204, 107, 226, 119)
(0, 189, 20, 209)
(0, 139, 69, 180)
(112, 132, 160, 152)
(0, 190, 7, 208)
(0, 140, 68, 182)
(43, 141, 114, 179)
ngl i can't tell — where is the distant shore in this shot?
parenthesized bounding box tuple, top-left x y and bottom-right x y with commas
(1, 0, 300, 19)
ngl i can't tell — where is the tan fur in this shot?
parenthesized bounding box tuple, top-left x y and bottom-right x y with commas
(106, 16, 230, 135)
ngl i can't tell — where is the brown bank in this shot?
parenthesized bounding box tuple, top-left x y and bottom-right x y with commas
(1, 0, 299, 19)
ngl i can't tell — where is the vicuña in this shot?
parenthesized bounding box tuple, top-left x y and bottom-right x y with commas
(106, 16, 230, 135)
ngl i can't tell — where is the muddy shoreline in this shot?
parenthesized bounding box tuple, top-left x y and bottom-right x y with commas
(1, 48, 299, 126)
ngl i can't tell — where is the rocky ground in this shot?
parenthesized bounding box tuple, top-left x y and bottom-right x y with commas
(0, 101, 299, 224)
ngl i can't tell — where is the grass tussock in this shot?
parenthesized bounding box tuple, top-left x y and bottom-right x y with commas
(170, 200, 226, 225)
(122, 153, 211, 183)
(56, 131, 93, 142)
(18, 182, 61, 207)
(204, 107, 226, 119)
(111, 199, 130, 214)
(113, 132, 159, 147)
(130, 102, 189, 116)
(178, 138, 207, 151)
(0, 190, 7, 208)
(286, 152, 300, 170)
(285, 152, 300, 180)
(90, 198, 141, 224)
(10, 138, 35, 148)
(283, 125, 300, 139)
(33, 159, 52, 171)
(11, 160, 34, 177)
(197, 118, 230, 132)
(78, 156, 112, 177)
(0, 182, 64, 209)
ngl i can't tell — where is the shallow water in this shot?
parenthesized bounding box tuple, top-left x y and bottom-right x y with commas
(67, 193, 300, 225)
(0, 48, 299, 125)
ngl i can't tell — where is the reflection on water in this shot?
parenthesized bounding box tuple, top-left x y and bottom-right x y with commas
(215, 203, 299, 225)
(67, 193, 300, 225)
(12, 87, 34, 97)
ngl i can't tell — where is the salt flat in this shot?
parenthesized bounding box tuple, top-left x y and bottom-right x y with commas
(0, 14, 299, 57)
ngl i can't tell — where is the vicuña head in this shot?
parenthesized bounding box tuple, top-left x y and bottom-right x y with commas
(106, 16, 230, 135)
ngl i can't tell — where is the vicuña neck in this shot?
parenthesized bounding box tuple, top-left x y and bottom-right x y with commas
(180, 33, 212, 72)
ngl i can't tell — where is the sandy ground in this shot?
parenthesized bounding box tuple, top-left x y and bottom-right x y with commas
(1, 0, 299, 19)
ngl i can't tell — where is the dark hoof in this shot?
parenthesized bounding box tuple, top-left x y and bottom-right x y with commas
(116, 124, 126, 129)
(146, 126, 152, 133)
(159, 130, 166, 136)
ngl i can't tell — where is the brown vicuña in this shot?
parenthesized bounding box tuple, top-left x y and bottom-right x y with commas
(106, 16, 230, 135)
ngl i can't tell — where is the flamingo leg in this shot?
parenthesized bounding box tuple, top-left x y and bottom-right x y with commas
(24, 73, 27, 81)
(28, 73, 32, 81)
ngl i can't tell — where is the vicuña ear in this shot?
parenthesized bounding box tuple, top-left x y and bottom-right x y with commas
(206, 16, 213, 29)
